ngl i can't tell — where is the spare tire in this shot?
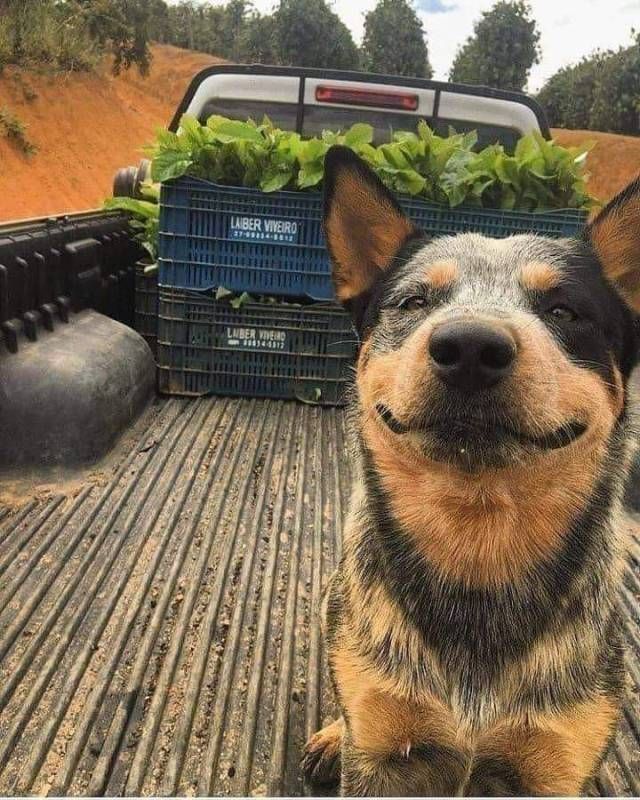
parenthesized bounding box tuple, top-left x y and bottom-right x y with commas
(113, 159, 152, 198)
(113, 165, 137, 198)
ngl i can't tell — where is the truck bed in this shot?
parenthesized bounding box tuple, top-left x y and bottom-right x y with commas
(0, 396, 638, 797)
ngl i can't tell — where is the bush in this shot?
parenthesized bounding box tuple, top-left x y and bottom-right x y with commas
(239, 12, 281, 64)
(537, 33, 639, 136)
(0, 107, 37, 155)
(0, 0, 151, 74)
(0, 1, 99, 72)
(590, 34, 640, 135)
(536, 55, 605, 130)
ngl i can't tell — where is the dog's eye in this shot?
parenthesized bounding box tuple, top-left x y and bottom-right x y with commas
(546, 305, 577, 322)
(399, 296, 427, 312)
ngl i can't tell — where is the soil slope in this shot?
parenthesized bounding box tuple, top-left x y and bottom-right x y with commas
(552, 127, 640, 207)
(0, 47, 638, 221)
(0, 45, 222, 221)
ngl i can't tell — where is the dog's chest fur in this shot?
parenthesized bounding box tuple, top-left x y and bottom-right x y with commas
(326, 444, 628, 732)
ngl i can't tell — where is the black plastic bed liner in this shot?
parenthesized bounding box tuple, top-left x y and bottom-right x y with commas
(0, 397, 638, 797)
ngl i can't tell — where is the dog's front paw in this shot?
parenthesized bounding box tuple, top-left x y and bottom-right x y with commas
(301, 718, 344, 787)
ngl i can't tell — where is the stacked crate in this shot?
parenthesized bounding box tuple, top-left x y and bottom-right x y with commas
(153, 174, 587, 405)
(155, 177, 356, 404)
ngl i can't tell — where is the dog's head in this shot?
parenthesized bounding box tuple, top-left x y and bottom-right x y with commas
(324, 145, 640, 474)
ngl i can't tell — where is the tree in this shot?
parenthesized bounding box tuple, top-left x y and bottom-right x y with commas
(536, 54, 605, 129)
(0, 0, 153, 73)
(220, 0, 252, 62)
(147, 0, 170, 44)
(69, 0, 154, 74)
(274, 0, 359, 70)
(240, 11, 281, 64)
(449, 1, 540, 92)
(589, 33, 640, 135)
(361, 0, 432, 78)
(536, 32, 639, 135)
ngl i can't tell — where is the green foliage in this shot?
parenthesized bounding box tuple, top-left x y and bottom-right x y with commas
(274, 0, 360, 69)
(0, 0, 152, 74)
(239, 11, 281, 64)
(148, 114, 594, 211)
(114, 115, 593, 268)
(361, 0, 432, 78)
(449, 1, 540, 92)
(0, 0, 100, 72)
(159, 0, 359, 69)
(78, 0, 153, 75)
(589, 33, 640, 135)
(105, 185, 160, 261)
(537, 32, 639, 135)
(536, 54, 606, 130)
(0, 107, 37, 155)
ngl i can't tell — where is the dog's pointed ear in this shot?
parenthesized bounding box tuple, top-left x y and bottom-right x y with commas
(585, 178, 640, 311)
(323, 145, 418, 306)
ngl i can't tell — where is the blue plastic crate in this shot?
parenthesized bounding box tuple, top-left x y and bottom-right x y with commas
(159, 176, 589, 300)
(157, 287, 356, 405)
(134, 263, 158, 357)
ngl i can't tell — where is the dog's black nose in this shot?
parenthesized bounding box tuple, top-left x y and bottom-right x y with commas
(429, 321, 516, 392)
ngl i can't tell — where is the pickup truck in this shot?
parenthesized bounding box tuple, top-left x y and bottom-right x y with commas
(0, 66, 638, 797)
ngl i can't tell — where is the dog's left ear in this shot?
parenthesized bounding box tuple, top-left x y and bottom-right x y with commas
(323, 145, 418, 306)
(585, 178, 640, 311)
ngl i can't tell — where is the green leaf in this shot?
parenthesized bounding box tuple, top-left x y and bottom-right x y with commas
(207, 118, 265, 144)
(343, 123, 374, 147)
(297, 166, 324, 189)
(104, 196, 159, 220)
(260, 169, 294, 192)
(215, 286, 233, 300)
(230, 291, 253, 309)
(151, 150, 193, 183)
(139, 180, 160, 202)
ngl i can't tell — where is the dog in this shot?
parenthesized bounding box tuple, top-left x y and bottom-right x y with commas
(301, 145, 640, 796)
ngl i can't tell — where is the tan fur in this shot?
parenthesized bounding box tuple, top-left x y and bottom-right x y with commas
(305, 718, 344, 760)
(339, 555, 446, 700)
(350, 688, 465, 759)
(424, 259, 459, 289)
(588, 189, 640, 310)
(309, 154, 636, 797)
(325, 170, 415, 302)
(519, 261, 561, 292)
(611, 364, 625, 417)
(356, 312, 616, 586)
(329, 625, 470, 786)
(474, 694, 621, 795)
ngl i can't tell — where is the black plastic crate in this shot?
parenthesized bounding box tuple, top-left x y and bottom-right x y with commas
(157, 287, 356, 404)
(134, 263, 158, 357)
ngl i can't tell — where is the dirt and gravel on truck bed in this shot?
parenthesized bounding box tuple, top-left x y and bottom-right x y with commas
(0, 396, 638, 796)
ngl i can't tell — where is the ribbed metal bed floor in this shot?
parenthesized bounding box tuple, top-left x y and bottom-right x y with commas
(0, 397, 638, 796)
